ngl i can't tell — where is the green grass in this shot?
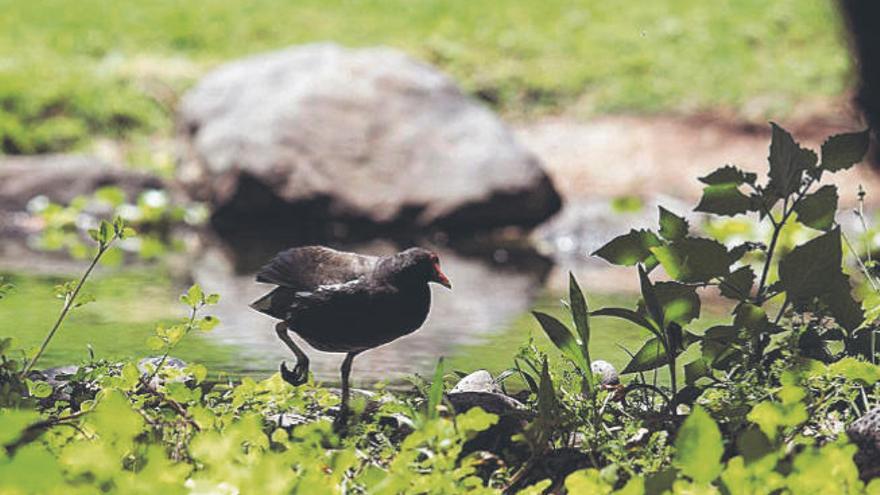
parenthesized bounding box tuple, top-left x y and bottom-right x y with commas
(0, 0, 851, 153)
(0, 270, 234, 370)
(446, 292, 728, 387)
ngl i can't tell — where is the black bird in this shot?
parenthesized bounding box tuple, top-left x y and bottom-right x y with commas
(250, 246, 451, 420)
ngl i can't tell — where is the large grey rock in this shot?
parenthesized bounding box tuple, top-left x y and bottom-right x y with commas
(177, 43, 561, 231)
(0, 154, 165, 211)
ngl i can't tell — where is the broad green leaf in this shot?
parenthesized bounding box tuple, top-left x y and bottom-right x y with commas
(828, 357, 880, 385)
(564, 469, 614, 494)
(695, 183, 753, 217)
(821, 129, 870, 172)
(532, 312, 589, 371)
(198, 315, 219, 332)
(767, 123, 817, 196)
(651, 238, 731, 283)
(794, 185, 838, 231)
(674, 406, 723, 483)
(734, 303, 774, 334)
(684, 358, 710, 385)
(592, 229, 662, 269)
(747, 387, 807, 441)
(778, 227, 842, 301)
(622, 337, 667, 374)
(659, 206, 688, 241)
(822, 274, 864, 332)
(698, 165, 756, 185)
(590, 307, 659, 336)
(653, 281, 701, 325)
(719, 266, 755, 300)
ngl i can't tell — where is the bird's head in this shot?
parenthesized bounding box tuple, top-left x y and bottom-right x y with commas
(394, 248, 452, 289)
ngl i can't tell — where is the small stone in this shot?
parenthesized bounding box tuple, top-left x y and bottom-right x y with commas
(451, 370, 502, 394)
(591, 360, 620, 387)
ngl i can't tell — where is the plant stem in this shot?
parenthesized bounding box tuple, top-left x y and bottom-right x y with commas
(20, 244, 108, 378)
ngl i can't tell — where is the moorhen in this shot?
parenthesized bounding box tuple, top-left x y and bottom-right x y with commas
(250, 246, 451, 421)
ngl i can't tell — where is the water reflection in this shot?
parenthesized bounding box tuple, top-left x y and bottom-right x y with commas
(190, 230, 552, 382)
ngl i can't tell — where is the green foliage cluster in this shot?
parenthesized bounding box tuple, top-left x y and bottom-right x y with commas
(0, 0, 848, 153)
(4, 125, 880, 493)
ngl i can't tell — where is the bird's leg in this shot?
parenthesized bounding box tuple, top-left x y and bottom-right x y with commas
(274, 322, 310, 386)
(336, 351, 360, 428)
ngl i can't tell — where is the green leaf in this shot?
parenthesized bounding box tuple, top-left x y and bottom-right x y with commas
(205, 293, 221, 305)
(767, 122, 818, 196)
(427, 357, 444, 419)
(197, 316, 219, 332)
(146, 336, 165, 351)
(698, 165, 756, 185)
(719, 266, 755, 300)
(794, 185, 838, 231)
(568, 273, 593, 387)
(622, 337, 667, 374)
(651, 238, 731, 283)
(821, 129, 870, 172)
(778, 227, 842, 301)
(590, 307, 659, 336)
(674, 406, 723, 483)
(684, 358, 710, 385)
(822, 274, 864, 332)
(592, 229, 662, 269)
(695, 183, 754, 217)
(532, 312, 589, 371)
(98, 220, 113, 245)
(658, 207, 688, 241)
(734, 303, 774, 334)
(181, 284, 204, 308)
(27, 380, 53, 399)
(653, 281, 701, 325)
(828, 357, 880, 385)
(638, 264, 665, 330)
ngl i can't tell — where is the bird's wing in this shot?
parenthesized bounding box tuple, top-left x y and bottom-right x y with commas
(255, 246, 379, 290)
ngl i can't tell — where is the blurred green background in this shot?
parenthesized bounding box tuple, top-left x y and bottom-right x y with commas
(0, 0, 851, 154)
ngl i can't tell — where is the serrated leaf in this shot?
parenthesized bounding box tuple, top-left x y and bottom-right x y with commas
(146, 336, 166, 351)
(794, 185, 838, 231)
(651, 237, 731, 283)
(822, 274, 864, 332)
(695, 183, 753, 217)
(622, 337, 667, 374)
(659, 207, 688, 240)
(767, 122, 818, 196)
(720, 266, 755, 300)
(674, 406, 723, 483)
(734, 303, 773, 334)
(198, 316, 219, 332)
(533, 312, 589, 371)
(653, 281, 701, 324)
(27, 380, 53, 399)
(592, 229, 662, 269)
(778, 228, 842, 301)
(821, 129, 870, 172)
(698, 165, 756, 185)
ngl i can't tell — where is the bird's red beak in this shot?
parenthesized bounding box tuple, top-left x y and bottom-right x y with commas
(432, 262, 452, 289)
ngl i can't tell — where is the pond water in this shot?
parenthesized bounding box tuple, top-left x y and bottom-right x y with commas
(2, 199, 686, 384)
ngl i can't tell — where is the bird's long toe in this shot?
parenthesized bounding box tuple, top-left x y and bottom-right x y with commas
(280, 360, 309, 386)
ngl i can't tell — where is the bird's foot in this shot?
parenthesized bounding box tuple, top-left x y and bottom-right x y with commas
(280, 360, 309, 386)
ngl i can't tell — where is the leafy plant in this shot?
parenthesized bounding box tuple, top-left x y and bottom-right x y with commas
(592, 123, 872, 397)
(19, 216, 135, 378)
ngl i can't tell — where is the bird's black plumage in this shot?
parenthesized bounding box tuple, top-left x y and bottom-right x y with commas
(250, 245, 451, 427)
(251, 246, 448, 352)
